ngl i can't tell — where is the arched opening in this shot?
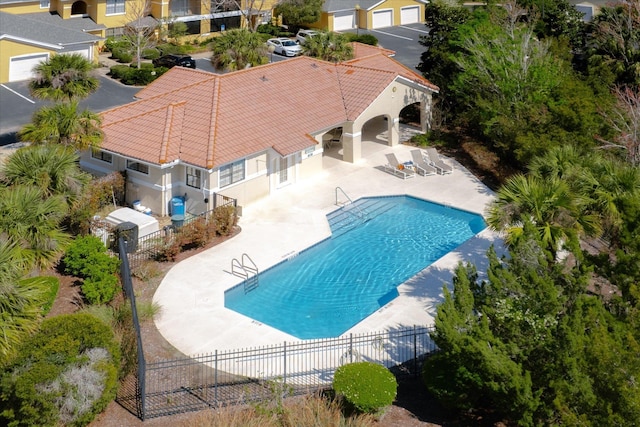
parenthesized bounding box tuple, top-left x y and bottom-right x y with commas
(71, 1, 87, 15)
(399, 103, 421, 128)
(362, 115, 392, 146)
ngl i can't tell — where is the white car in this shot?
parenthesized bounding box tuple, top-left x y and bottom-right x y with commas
(266, 38, 302, 57)
(296, 29, 319, 45)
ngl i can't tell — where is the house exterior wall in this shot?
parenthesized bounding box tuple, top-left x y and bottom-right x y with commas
(367, 0, 423, 28)
(0, 1, 46, 14)
(0, 40, 53, 83)
(311, 13, 330, 30)
(299, 144, 323, 181)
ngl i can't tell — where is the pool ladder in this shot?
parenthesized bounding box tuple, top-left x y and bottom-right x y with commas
(231, 253, 259, 294)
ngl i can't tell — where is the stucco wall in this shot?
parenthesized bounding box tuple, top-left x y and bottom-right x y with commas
(0, 40, 53, 83)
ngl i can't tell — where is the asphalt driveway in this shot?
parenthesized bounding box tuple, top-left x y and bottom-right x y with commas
(0, 75, 140, 145)
(343, 22, 429, 71)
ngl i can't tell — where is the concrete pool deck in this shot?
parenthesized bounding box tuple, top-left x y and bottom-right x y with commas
(153, 136, 505, 356)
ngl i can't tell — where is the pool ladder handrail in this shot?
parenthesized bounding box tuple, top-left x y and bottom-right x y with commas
(231, 253, 259, 293)
(335, 187, 367, 220)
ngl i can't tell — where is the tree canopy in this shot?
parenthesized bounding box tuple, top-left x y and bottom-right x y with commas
(209, 29, 269, 71)
(28, 53, 99, 102)
(274, 0, 323, 31)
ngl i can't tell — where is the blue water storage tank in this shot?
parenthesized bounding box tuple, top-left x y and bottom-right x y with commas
(171, 196, 185, 216)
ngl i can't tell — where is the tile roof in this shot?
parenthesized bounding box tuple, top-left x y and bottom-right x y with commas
(99, 44, 438, 170)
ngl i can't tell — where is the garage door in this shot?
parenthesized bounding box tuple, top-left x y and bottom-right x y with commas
(9, 53, 48, 82)
(400, 6, 420, 25)
(333, 11, 355, 31)
(62, 47, 92, 60)
(372, 10, 393, 29)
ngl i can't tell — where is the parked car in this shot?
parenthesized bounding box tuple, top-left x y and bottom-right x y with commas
(152, 54, 196, 69)
(296, 29, 319, 45)
(266, 38, 302, 57)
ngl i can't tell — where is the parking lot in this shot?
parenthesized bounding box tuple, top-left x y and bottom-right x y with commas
(0, 24, 429, 145)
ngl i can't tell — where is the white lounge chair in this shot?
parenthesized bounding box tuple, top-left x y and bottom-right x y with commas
(410, 149, 437, 176)
(425, 147, 453, 174)
(384, 153, 416, 179)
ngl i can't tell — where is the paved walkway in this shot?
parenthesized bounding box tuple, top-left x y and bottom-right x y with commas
(153, 134, 505, 355)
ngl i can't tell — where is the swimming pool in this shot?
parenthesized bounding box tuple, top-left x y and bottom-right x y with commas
(224, 195, 486, 339)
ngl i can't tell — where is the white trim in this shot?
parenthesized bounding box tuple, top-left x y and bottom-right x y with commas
(0, 35, 62, 50)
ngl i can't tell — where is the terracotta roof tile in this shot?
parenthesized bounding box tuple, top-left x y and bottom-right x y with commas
(99, 45, 437, 170)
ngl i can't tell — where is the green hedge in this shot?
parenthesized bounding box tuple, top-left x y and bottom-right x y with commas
(109, 64, 168, 86)
(0, 313, 120, 427)
(344, 33, 378, 46)
(333, 361, 397, 414)
(62, 236, 121, 305)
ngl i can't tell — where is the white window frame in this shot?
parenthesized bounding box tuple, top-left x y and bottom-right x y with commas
(40, 0, 50, 9)
(91, 150, 113, 163)
(219, 160, 245, 188)
(106, 0, 125, 15)
(126, 160, 149, 174)
(186, 166, 202, 189)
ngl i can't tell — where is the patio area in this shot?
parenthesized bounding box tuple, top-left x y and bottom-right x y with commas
(152, 128, 505, 355)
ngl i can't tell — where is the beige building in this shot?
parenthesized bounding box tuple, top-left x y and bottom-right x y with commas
(80, 44, 438, 216)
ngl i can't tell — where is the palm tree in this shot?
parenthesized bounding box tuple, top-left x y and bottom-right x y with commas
(487, 174, 601, 259)
(0, 185, 71, 273)
(210, 29, 269, 71)
(302, 31, 354, 63)
(0, 240, 48, 361)
(18, 101, 103, 150)
(29, 53, 99, 102)
(1, 145, 91, 207)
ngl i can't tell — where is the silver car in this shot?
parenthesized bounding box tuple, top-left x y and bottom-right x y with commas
(296, 29, 319, 45)
(266, 38, 302, 57)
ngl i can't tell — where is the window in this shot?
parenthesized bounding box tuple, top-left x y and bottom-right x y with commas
(91, 150, 113, 163)
(219, 160, 244, 188)
(106, 0, 125, 15)
(105, 27, 125, 37)
(186, 166, 201, 189)
(127, 160, 149, 174)
(40, 0, 50, 8)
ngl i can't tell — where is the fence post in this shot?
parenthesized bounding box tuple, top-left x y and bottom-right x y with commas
(413, 325, 418, 377)
(214, 350, 218, 403)
(349, 333, 353, 363)
(283, 342, 287, 385)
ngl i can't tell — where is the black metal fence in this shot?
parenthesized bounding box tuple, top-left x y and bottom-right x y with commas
(115, 192, 440, 420)
(125, 193, 237, 270)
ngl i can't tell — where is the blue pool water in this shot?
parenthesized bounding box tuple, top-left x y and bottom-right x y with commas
(225, 196, 485, 339)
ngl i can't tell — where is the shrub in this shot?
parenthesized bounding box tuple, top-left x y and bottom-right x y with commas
(104, 37, 129, 53)
(213, 205, 238, 236)
(63, 236, 119, 278)
(157, 43, 194, 55)
(257, 23, 289, 37)
(344, 33, 378, 46)
(410, 133, 430, 147)
(142, 48, 160, 59)
(180, 218, 211, 249)
(111, 47, 133, 63)
(81, 272, 120, 305)
(0, 313, 120, 427)
(109, 64, 133, 80)
(333, 362, 397, 414)
(63, 236, 121, 304)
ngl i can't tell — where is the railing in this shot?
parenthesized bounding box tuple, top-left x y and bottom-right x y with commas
(231, 253, 259, 293)
(122, 193, 238, 269)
